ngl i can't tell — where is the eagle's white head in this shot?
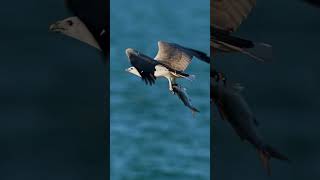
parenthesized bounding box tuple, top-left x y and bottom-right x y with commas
(49, 16, 101, 50)
(125, 66, 141, 77)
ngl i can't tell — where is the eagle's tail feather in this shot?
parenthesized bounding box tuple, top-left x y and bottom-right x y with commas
(189, 48, 210, 63)
(185, 74, 196, 81)
(243, 42, 273, 62)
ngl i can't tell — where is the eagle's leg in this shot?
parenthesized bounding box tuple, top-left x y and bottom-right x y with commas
(168, 78, 173, 92)
(166, 77, 177, 94)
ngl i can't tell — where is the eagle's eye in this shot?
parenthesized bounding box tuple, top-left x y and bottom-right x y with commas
(67, 20, 73, 26)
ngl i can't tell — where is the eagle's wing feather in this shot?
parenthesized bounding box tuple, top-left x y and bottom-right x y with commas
(129, 53, 157, 85)
(304, 0, 320, 8)
(212, 0, 256, 32)
(155, 41, 210, 71)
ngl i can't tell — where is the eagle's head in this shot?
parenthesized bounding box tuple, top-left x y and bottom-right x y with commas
(125, 66, 141, 77)
(49, 16, 101, 50)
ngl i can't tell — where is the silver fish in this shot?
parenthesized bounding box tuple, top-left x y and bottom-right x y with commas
(172, 84, 199, 116)
(211, 80, 289, 175)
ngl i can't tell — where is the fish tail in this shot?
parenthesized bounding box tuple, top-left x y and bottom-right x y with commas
(191, 107, 200, 113)
(257, 144, 290, 176)
(263, 145, 290, 161)
(258, 149, 271, 176)
(191, 107, 200, 118)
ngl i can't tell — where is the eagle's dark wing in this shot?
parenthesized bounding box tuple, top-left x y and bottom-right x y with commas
(212, 26, 254, 48)
(128, 52, 158, 85)
(154, 41, 210, 71)
(303, 0, 320, 7)
(210, 0, 272, 63)
(65, 0, 108, 57)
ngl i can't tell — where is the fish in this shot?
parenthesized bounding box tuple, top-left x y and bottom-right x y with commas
(211, 80, 289, 175)
(172, 84, 200, 116)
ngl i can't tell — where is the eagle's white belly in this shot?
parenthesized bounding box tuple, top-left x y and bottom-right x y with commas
(155, 65, 179, 92)
(154, 65, 172, 78)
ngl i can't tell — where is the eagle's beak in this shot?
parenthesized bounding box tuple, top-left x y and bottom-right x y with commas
(49, 23, 57, 31)
(49, 22, 65, 32)
(125, 68, 129, 72)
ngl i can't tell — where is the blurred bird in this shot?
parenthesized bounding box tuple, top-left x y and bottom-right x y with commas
(125, 41, 209, 92)
(211, 0, 272, 62)
(211, 80, 289, 175)
(49, 0, 108, 59)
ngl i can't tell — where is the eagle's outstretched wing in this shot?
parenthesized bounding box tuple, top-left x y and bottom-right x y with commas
(212, 0, 256, 32)
(154, 41, 210, 71)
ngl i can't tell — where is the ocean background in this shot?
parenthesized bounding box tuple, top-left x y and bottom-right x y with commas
(214, 0, 320, 179)
(110, 0, 210, 179)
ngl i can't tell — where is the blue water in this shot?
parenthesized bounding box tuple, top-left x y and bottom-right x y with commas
(110, 0, 210, 179)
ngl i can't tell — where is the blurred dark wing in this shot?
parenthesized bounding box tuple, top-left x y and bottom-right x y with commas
(176, 44, 210, 64)
(212, 0, 256, 32)
(212, 26, 254, 48)
(155, 41, 210, 71)
(129, 53, 157, 85)
(303, 0, 320, 7)
(65, 0, 108, 57)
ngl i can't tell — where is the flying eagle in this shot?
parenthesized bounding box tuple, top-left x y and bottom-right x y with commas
(211, 0, 272, 62)
(125, 41, 209, 92)
(49, 0, 108, 59)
